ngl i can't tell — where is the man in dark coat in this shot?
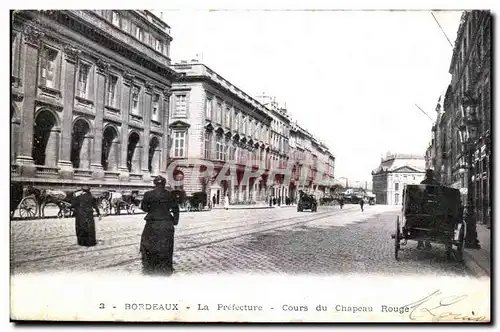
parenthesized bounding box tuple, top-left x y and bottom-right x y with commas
(418, 169, 440, 249)
(140, 175, 180, 276)
(71, 185, 100, 247)
(360, 199, 364, 212)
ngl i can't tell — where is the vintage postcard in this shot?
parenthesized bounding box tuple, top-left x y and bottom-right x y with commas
(8, 4, 491, 323)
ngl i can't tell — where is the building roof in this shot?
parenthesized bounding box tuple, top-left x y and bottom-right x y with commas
(372, 155, 426, 175)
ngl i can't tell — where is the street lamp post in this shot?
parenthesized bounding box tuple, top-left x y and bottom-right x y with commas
(460, 91, 481, 249)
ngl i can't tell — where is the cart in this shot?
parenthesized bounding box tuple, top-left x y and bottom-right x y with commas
(391, 184, 466, 261)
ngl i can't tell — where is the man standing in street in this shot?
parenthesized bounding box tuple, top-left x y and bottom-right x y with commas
(417, 169, 440, 249)
(140, 175, 180, 276)
(359, 199, 364, 212)
(71, 185, 101, 247)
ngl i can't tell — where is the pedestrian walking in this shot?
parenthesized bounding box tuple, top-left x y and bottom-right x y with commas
(360, 199, 364, 212)
(212, 194, 216, 207)
(417, 169, 439, 249)
(224, 194, 229, 210)
(71, 185, 101, 247)
(339, 198, 344, 209)
(140, 175, 180, 276)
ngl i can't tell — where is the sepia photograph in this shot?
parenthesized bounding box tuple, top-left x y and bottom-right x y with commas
(8, 2, 492, 323)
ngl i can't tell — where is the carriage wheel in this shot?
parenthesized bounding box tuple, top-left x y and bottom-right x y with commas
(127, 204, 135, 215)
(185, 201, 192, 212)
(198, 203, 203, 211)
(99, 199, 110, 216)
(19, 196, 38, 219)
(394, 216, 400, 260)
(455, 220, 467, 262)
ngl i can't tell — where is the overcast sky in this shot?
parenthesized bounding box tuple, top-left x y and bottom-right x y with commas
(160, 9, 462, 183)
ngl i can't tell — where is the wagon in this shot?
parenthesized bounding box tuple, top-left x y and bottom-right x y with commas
(10, 183, 40, 219)
(391, 184, 466, 261)
(297, 192, 318, 212)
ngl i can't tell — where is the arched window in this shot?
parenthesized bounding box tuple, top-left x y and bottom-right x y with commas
(32, 110, 59, 166)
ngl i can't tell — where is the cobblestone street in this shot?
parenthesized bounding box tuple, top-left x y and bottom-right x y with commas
(11, 205, 473, 277)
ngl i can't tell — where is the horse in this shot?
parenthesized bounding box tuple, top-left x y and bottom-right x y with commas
(100, 191, 124, 215)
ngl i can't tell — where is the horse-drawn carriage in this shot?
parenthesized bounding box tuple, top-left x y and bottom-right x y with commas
(98, 191, 141, 216)
(172, 190, 211, 212)
(10, 183, 84, 219)
(391, 184, 466, 261)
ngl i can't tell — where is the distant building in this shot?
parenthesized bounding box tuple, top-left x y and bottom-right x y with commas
(371, 153, 426, 205)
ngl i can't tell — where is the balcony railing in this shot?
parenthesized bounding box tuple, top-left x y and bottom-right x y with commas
(104, 171, 120, 179)
(74, 168, 93, 177)
(36, 165, 60, 176)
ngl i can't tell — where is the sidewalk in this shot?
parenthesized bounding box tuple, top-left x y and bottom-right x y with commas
(463, 223, 490, 277)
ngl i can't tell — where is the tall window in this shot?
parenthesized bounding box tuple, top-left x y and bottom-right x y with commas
(174, 94, 187, 116)
(151, 93, 160, 122)
(40, 46, 58, 88)
(233, 112, 239, 129)
(112, 11, 120, 27)
(216, 103, 222, 124)
(173, 131, 186, 158)
(395, 193, 400, 205)
(225, 107, 231, 128)
(394, 182, 399, 191)
(135, 26, 143, 40)
(155, 39, 162, 53)
(242, 116, 247, 134)
(131, 86, 140, 114)
(248, 119, 253, 136)
(121, 18, 129, 32)
(204, 132, 211, 159)
(106, 75, 118, 107)
(215, 135, 223, 160)
(76, 62, 90, 99)
(205, 97, 213, 119)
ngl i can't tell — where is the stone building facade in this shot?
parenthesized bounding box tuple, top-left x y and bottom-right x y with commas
(371, 153, 426, 205)
(428, 10, 492, 225)
(11, 10, 177, 193)
(168, 61, 274, 204)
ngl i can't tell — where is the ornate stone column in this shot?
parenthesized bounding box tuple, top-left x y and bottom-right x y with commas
(79, 135, 93, 169)
(119, 71, 133, 180)
(141, 81, 153, 181)
(107, 140, 120, 172)
(45, 128, 60, 168)
(11, 115, 21, 163)
(16, 24, 44, 177)
(91, 58, 109, 178)
(132, 145, 142, 174)
(151, 148, 161, 175)
(162, 89, 171, 174)
(58, 44, 80, 178)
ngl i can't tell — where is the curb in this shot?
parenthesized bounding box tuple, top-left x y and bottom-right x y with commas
(213, 206, 297, 210)
(463, 250, 490, 278)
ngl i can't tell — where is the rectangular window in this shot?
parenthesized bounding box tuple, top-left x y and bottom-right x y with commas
(112, 11, 120, 27)
(106, 75, 118, 107)
(225, 107, 231, 128)
(216, 103, 222, 124)
(205, 97, 212, 119)
(204, 132, 211, 159)
(215, 135, 223, 160)
(76, 62, 91, 99)
(233, 112, 239, 130)
(155, 39, 162, 53)
(173, 131, 186, 158)
(135, 26, 143, 40)
(394, 183, 399, 191)
(131, 86, 140, 114)
(40, 46, 58, 88)
(242, 116, 247, 134)
(152, 93, 160, 122)
(174, 94, 187, 116)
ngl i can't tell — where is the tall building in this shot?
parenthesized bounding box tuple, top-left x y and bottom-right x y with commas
(169, 61, 274, 204)
(429, 10, 491, 225)
(11, 10, 177, 193)
(371, 153, 426, 205)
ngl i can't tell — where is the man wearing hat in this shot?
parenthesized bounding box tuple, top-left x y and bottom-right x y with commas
(140, 175, 180, 276)
(71, 184, 101, 247)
